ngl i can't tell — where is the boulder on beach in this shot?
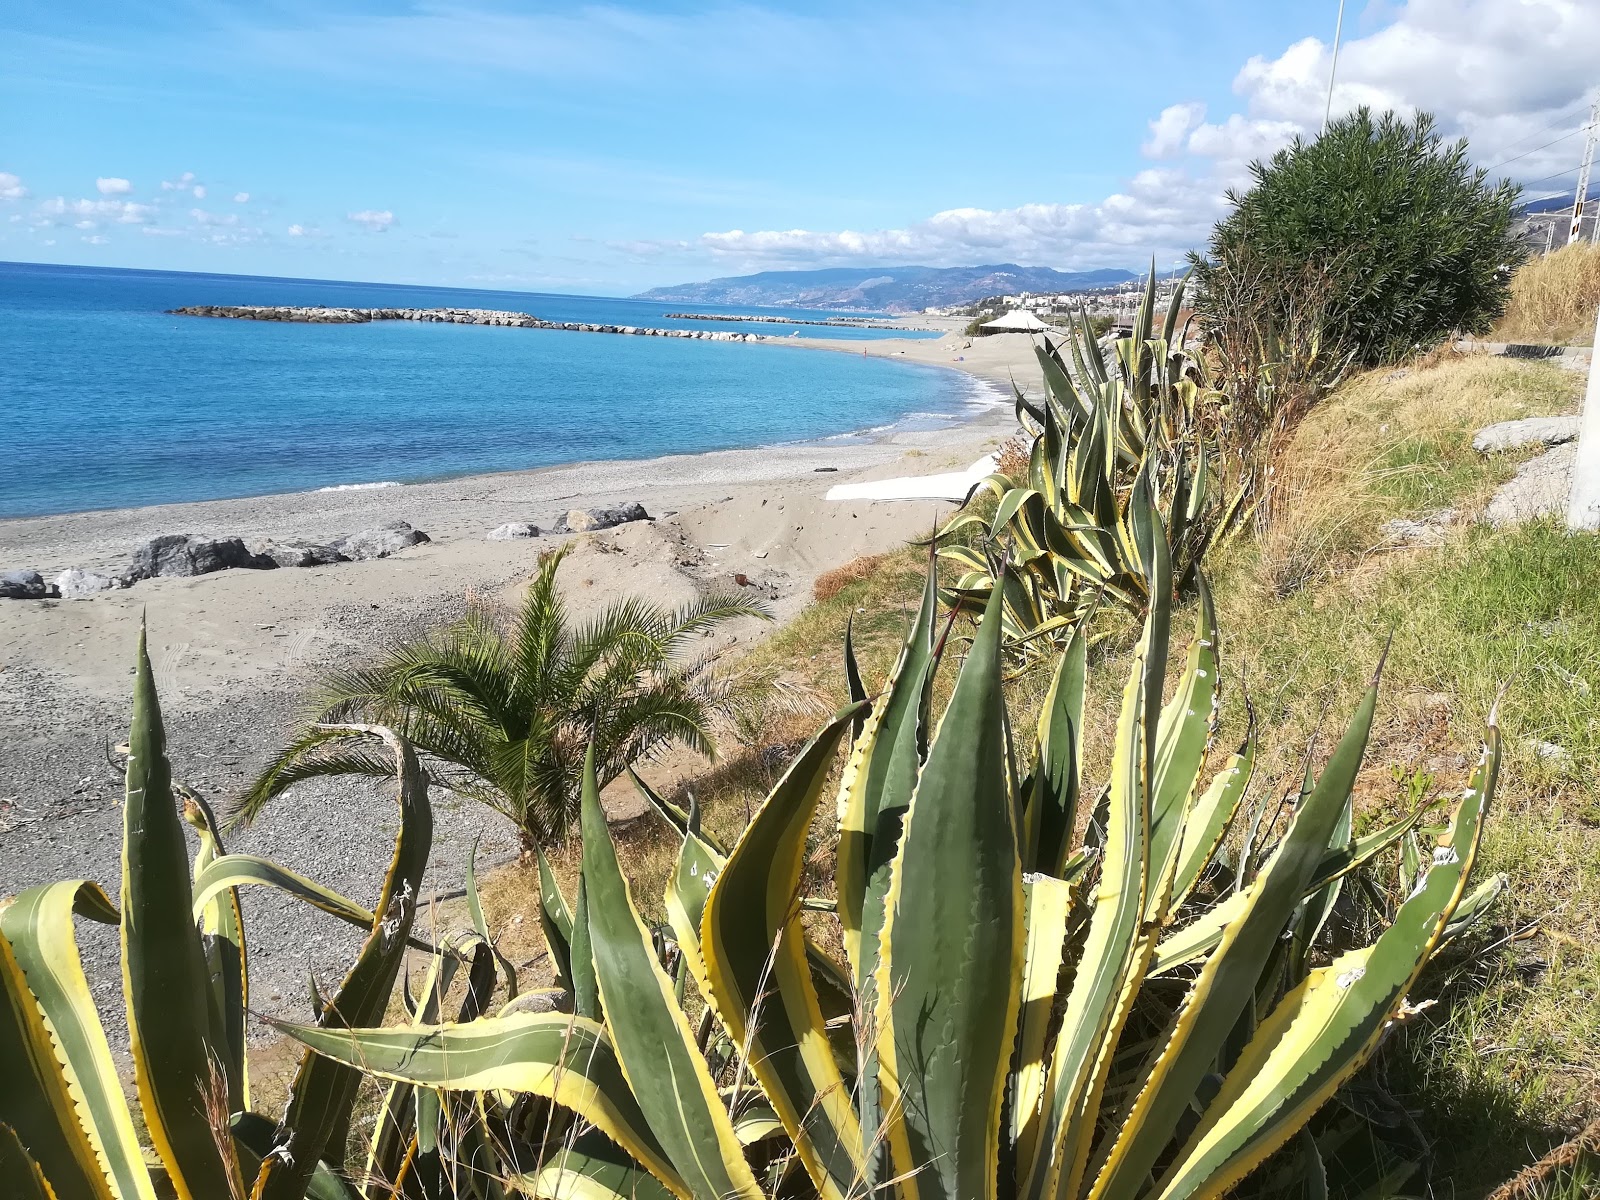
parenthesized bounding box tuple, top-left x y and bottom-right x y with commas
(486, 522, 540, 541)
(258, 540, 346, 568)
(330, 520, 431, 560)
(1, 569, 52, 599)
(557, 502, 651, 534)
(55, 568, 119, 599)
(125, 535, 278, 581)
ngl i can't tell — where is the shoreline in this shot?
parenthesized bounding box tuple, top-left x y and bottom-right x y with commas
(0, 324, 1026, 546)
(0, 327, 1030, 1038)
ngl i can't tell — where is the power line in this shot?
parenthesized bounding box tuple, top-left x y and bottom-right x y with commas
(1485, 127, 1584, 172)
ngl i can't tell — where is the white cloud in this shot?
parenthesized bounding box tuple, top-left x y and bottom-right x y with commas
(691, 169, 1223, 271)
(36, 196, 155, 225)
(96, 176, 132, 196)
(81, 234, 109, 244)
(141, 226, 184, 237)
(287, 223, 307, 236)
(0, 172, 27, 200)
(233, 191, 250, 203)
(161, 171, 200, 193)
(347, 208, 395, 232)
(192, 185, 207, 200)
(696, 0, 1600, 273)
(74, 219, 96, 230)
(1143, 103, 1206, 159)
(190, 207, 239, 227)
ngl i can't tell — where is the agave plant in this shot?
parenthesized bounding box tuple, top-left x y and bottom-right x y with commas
(0, 627, 452, 1200)
(240, 543, 771, 850)
(937, 267, 1250, 658)
(279, 528, 1502, 1200)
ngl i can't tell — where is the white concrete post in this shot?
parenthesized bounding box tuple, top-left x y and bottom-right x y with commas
(1566, 303, 1600, 531)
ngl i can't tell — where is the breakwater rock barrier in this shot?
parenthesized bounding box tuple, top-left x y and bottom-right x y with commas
(168, 305, 767, 341)
(664, 311, 911, 330)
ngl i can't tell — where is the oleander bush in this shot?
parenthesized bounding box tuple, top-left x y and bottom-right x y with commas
(1193, 108, 1525, 371)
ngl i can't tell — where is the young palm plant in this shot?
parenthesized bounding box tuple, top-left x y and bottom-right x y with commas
(239, 544, 770, 849)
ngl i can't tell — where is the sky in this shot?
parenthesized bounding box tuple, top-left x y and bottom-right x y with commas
(2, 0, 1596, 296)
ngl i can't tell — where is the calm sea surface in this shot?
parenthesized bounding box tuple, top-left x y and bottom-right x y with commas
(0, 262, 981, 519)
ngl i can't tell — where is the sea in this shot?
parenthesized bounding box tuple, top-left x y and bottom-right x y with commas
(0, 261, 994, 520)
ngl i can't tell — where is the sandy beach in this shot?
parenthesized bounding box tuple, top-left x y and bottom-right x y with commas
(0, 331, 1036, 1033)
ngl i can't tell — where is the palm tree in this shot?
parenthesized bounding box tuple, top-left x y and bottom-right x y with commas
(237, 545, 770, 849)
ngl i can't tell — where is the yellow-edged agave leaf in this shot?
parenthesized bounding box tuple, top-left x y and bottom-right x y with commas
(262, 724, 432, 1200)
(1089, 664, 1385, 1200)
(835, 565, 936, 1193)
(1168, 731, 1255, 912)
(521, 1130, 676, 1200)
(466, 840, 519, 1001)
(364, 945, 457, 1196)
(1028, 619, 1087, 877)
(277, 1010, 686, 1197)
(663, 822, 725, 1007)
(835, 563, 936, 979)
(1024, 518, 1171, 1200)
(702, 704, 866, 1200)
(533, 844, 573, 989)
(569, 874, 600, 1022)
(874, 580, 1023, 1200)
(1153, 795, 1435, 978)
(578, 747, 764, 1200)
(0, 912, 125, 1200)
(0, 881, 156, 1200)
(184, 793, 249, 1112)
(0, 1121, 58, 1200)
(1151, 725, 1500, 1200)
(1145, 578, 1220, 923)
(121, 626, 235, 1200)
(1011, 875, 1077, 1172)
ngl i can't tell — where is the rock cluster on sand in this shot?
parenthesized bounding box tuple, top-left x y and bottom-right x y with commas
(125, 534, 278, 580)
(486, 522, 541, 540)
(1, 522, 434, 600)
(1, 569, 52, 599)
(329, 521, 431, 560)
(55, 569, 119, 599)
(554, 502, 651, 533)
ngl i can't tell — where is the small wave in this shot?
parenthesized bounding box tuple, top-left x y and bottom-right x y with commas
(317, 481, 401, 492)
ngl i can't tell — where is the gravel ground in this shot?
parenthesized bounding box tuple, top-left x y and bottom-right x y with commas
(0, 589, 521, 1046)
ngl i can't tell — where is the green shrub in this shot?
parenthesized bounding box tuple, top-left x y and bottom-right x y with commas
(1194, 108, 1525, 368)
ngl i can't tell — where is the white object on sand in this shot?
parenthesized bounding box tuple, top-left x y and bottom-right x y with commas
(825, 454, 998, 503)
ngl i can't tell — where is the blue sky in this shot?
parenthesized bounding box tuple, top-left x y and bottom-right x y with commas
(2, 1, 1595, 294)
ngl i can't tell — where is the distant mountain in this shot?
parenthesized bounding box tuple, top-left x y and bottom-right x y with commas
(633, 263, 1139, 313)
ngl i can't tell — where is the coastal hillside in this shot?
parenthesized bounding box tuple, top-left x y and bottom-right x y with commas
(634, 262, 1136, 311)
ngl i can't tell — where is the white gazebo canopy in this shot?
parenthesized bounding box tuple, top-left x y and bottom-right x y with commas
(979, 308, 1053, 333)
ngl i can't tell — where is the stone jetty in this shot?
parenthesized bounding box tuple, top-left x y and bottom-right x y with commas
(664, 311, 910, 330)
(169, 305, 766, 341)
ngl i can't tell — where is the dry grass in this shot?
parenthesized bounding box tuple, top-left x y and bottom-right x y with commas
(812, 553, 892, 603)
(456, 352, 1595, 1195)
(995, 433, 1031, 481)
(1494, 242, 1600, 346)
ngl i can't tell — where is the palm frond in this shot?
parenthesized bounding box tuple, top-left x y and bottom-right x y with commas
(234, 726, 400, 824)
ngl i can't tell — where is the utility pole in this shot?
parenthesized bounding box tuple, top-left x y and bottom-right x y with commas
(1570, 96, 1599, 245)
(1322, 0, 1347, 134)
(1566, 303, 1600, 530)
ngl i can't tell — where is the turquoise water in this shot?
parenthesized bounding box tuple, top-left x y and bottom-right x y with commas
(0, 262, 979, 519)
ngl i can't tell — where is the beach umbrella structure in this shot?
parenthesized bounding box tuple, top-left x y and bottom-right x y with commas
(977, 307, 1054, 334)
